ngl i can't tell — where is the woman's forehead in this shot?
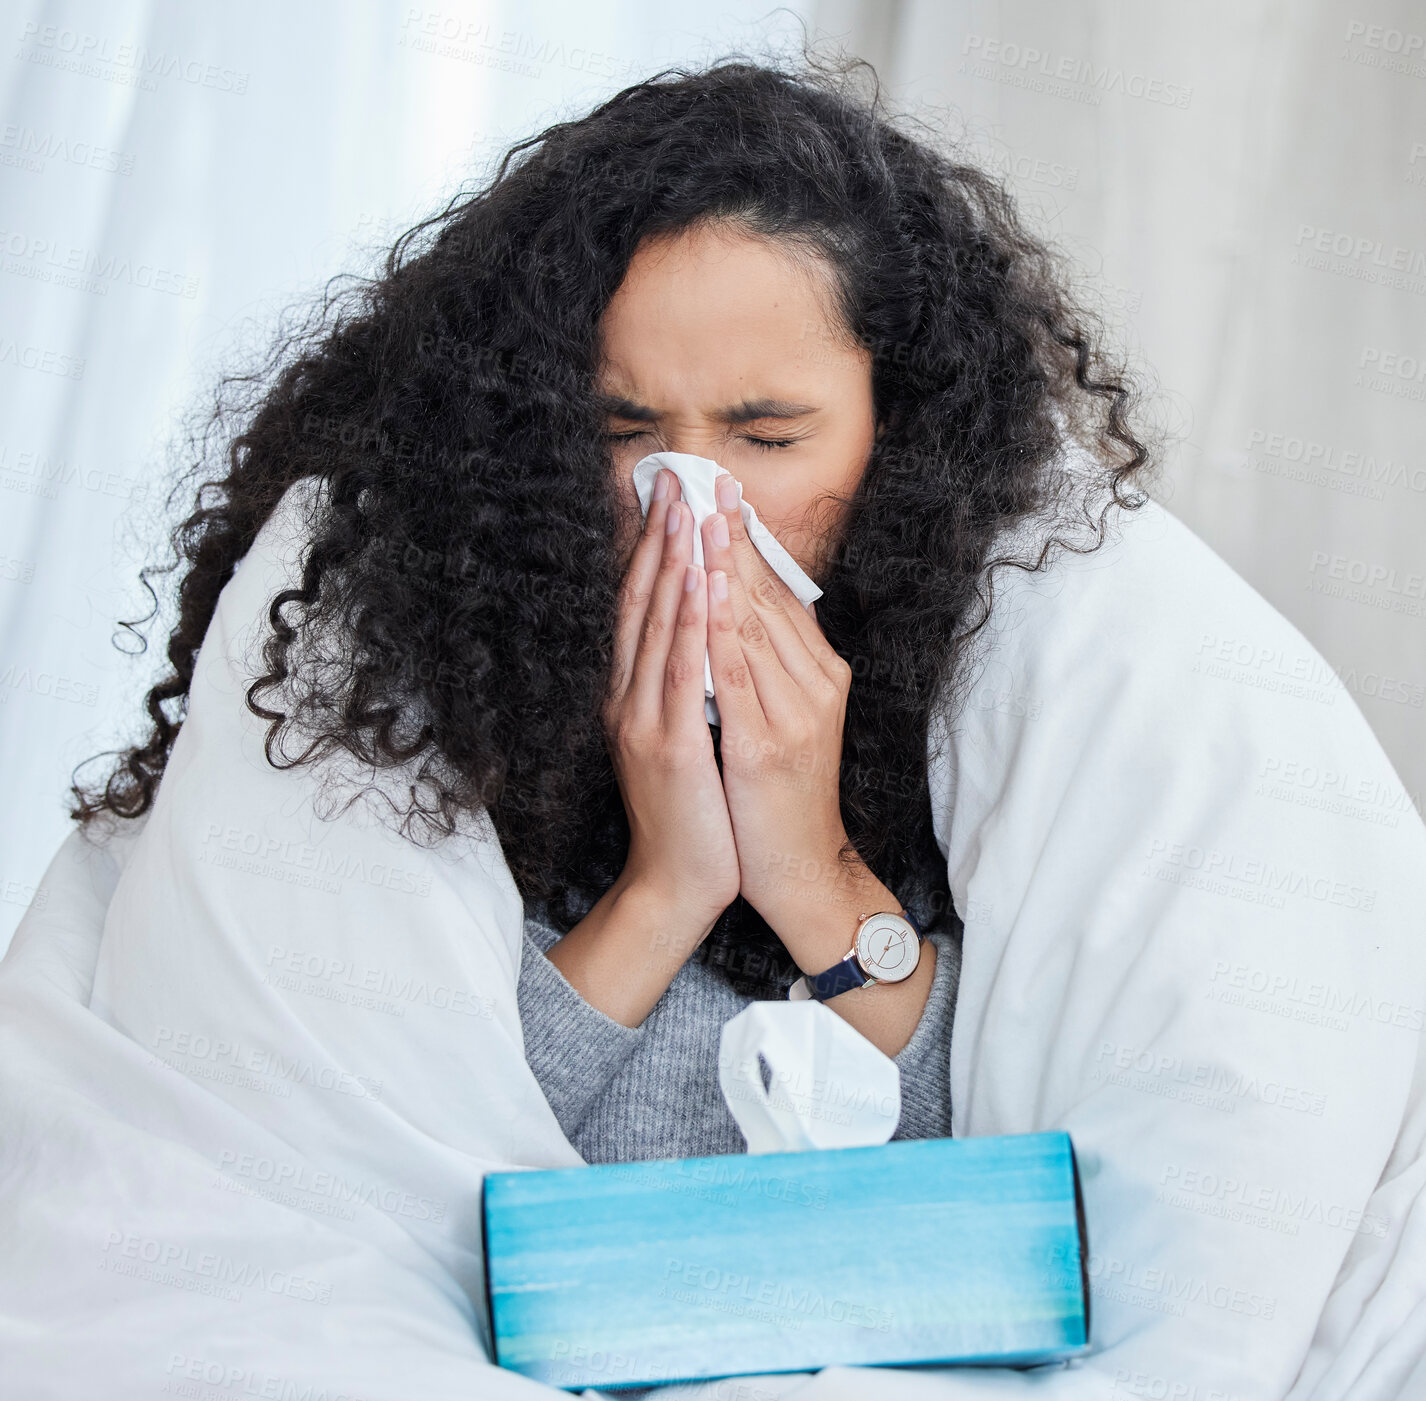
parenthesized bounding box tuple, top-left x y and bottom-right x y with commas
(596, 228, 866, 405)
(600, 226, 847, 351)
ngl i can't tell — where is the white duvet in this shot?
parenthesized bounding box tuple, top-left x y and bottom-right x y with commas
(2, 470, 1423, 1401)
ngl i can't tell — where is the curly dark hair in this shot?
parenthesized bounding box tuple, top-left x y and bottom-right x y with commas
(71, 48, 1160, 999)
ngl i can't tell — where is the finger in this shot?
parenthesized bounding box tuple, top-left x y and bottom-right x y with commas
(705, 565, 764, 728)
(701, 492, 823, 704)
(664, 562, 709, 735)
(722, 499, 841, 682)
(609, 469, 681, 708)
(723, 479, 825, 626)
(626, 494, 695, 726)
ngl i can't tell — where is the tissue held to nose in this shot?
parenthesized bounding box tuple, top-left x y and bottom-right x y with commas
(630, 451, 824, 726)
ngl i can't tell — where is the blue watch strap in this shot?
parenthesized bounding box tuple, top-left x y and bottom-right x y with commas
(803, 908, 926, 1002)
(806, 954, 868, 1001)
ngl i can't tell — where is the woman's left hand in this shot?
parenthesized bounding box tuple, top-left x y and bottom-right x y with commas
(700, 476, 858, 934)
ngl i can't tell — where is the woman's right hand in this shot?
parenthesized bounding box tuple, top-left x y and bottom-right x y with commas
(602, 468, 741, 943)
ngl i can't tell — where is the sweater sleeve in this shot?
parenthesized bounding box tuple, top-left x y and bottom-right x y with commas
(889, 928, 961, 1140)
(515, 917, 651, 1137)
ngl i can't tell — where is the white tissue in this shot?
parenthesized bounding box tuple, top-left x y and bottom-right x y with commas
(631, 452, 824, 726)
(716, 1000, 901, 1154)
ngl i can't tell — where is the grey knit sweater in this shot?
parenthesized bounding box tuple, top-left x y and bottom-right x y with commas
(515, 904, 961, 1163)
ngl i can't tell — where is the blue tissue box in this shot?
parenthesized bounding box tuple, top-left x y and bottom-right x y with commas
(482, 1130, 1090, 1390)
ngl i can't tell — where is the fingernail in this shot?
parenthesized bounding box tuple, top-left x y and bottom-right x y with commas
(711, 513, 729, 548)
(653, 469, 669, 501)
(710, 569, 728, 601)
(716, 475, 739, 511)
(666, 501, 680, 534)
(684, 565, 698, 592)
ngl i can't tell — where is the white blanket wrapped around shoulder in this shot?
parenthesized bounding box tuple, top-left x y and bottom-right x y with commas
(1, 473, 1423, 1401)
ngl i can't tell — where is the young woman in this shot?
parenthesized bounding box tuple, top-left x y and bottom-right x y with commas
(70, 55, 1153, 1165)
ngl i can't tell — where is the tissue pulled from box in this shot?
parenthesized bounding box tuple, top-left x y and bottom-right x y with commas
(717, 1000, 901, 1153)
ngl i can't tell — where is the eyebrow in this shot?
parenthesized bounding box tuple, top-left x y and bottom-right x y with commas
(596, 394, 819, 425)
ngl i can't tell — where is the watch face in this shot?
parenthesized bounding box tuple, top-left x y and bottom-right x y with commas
(855, 913, 919, 983)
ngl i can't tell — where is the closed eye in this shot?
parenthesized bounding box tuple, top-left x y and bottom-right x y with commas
(605, 430, 799, 451)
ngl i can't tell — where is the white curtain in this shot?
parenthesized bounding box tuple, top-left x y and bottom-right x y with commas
(817, 0, 1426, 822)
(0, 0, 816, 954)
(4, 0, 1422, 952)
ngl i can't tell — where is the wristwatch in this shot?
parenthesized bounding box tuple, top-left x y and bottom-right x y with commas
(788, 907, 926, 1002)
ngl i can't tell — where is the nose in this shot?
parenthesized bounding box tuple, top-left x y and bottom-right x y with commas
(646, 424, 727, 461)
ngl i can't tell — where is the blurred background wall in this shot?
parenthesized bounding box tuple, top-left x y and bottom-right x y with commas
(2, 0, 1421, 953)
